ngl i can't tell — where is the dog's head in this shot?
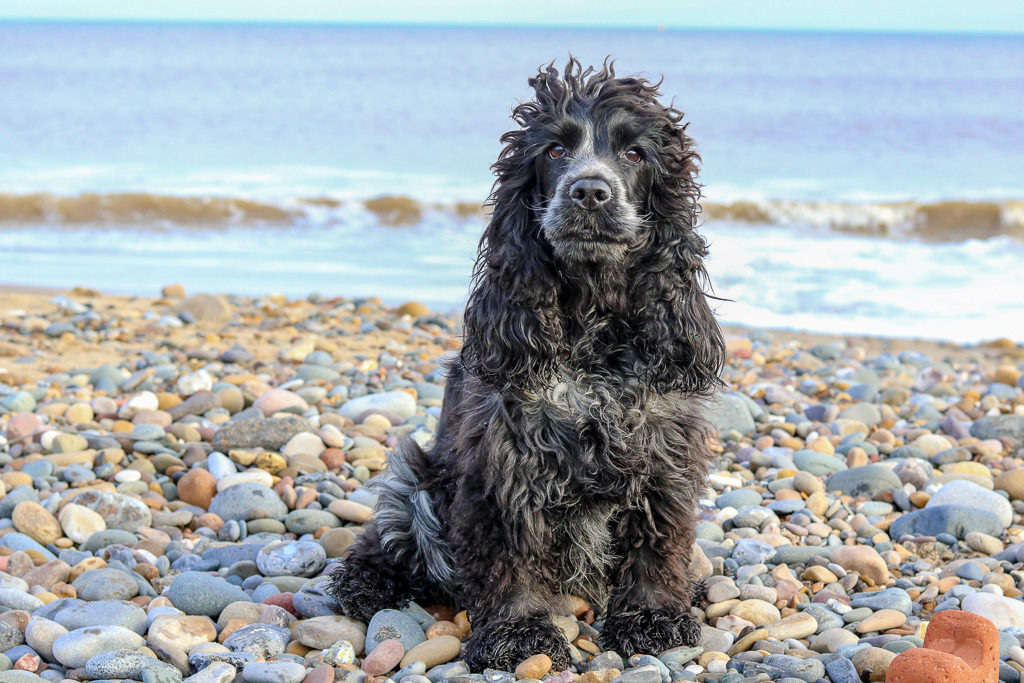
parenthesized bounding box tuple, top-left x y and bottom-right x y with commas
(495, 58, 700, 265)
(463, 59, 724, 394)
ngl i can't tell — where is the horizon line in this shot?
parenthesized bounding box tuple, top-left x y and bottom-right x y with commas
(1, 17, 1022, 37)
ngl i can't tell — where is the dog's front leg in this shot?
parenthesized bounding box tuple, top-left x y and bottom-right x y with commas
(599, 490, 702, 656)
(456, 514, 572, 672)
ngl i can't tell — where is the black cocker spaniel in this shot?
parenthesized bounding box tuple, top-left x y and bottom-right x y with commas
(328, 58, 725, 672)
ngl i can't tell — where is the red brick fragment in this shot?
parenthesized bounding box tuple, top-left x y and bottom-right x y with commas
(885, 648, 972, 682)
(923, 610, 999, 683)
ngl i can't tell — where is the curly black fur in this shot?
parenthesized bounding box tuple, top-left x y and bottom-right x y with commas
(328, 58, 724, 672)
(599, 607, 702, 656)
(465, 613, 573, 672)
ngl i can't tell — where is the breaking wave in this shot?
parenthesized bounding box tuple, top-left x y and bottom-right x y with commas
(1, 191, 1022, 241)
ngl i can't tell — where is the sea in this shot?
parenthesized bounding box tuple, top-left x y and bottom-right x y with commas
(1, 21, 1022, 342)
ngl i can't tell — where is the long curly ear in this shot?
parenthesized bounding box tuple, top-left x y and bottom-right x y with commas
(460, 197, 562, 390)
(460, 64, 574, 389)
(628, 110, 725, 395)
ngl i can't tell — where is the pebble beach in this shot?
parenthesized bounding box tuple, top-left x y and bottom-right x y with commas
(1, 285, 1023, 683)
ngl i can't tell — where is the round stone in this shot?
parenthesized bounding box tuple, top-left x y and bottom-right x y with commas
(51, 625, 145, 668)
(11, 501, 62, 545)
(399, 634, 460, 669)
(71, 568, 139, 601)
(165, 571, 251, 618)
(58, 504, 106, 544)
(54, 600, 147, 634)
(256, 541, 326, 578)
(830, 546, 890, 585)
(209, 483, 287, 521)
(294, 615, 367, 653)
(242, 661, 306, 683)
(363, 639, 405, 676)
(366, 609, 427, 653)
(177, 468, 219, 510)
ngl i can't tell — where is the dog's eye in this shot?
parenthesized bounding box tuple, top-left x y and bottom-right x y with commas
(624, 149, 642, 163)
(548, 145, 566, 159)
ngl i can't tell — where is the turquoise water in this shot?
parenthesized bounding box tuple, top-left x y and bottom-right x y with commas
(1, 22, 1023, 340)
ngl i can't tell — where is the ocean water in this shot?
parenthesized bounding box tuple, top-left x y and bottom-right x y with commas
(1, 21, 1023, 341)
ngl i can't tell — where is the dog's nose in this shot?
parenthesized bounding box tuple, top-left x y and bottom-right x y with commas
(569, 178, 612, 211)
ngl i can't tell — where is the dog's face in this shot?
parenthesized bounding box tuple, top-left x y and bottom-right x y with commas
(533, 106, 660, 264)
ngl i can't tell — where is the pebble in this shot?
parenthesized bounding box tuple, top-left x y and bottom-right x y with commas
(242, 661, 307, 683)
(363, 638, 405, 675)
(165, 571, 251, 617)
(256, 541, 327, 577)
(399, 635, 460, 669)
(366, 609, 426, 652)
(926, 479, 1013, 527)
(51, 625, 145, 668)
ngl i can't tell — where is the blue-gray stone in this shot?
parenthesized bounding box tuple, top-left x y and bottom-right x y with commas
(242, 661, 306, 683)
(0, 392, 36, 412)
(957, 561, 985, 581)
(824, 657, 859, 683)
(767, 499, 806, 515)
(54, 600, 147, 634)
(825, 465, 901, 499)
(971, 415, 1024, 449)
(291, 582, 335, 618)
(209, 483, 287, 522)
(366, 609, 426, 653)
(0, 487, 40, 518)
(762, 655, 825, 683)
(696, 522, 724, 542)
(771, 545, 833, 565)
(850, 588, 913, 615)
(86, 650, 179, 680)
(731, 539, 775, 565)
(201, 542, 267, 568)
(0, 533, 55, 560)
(20, 461, 54, 479)
(165, 571, 251, 617)
(797, 604, 843, 632)
(426, 662, 469, 682)
(707, 392, 756, 436)
(888, 504, 1003, 541)
(610, 664, 663, 682)
(283, 509, 341, 535)
(716, 489, 762, 509)
(793, 450, 847, 476)
(584, 652, 625, 672)
(223, 623, 290, 658)
(188, 651, 257, 672)
(71, 568, 139, 601)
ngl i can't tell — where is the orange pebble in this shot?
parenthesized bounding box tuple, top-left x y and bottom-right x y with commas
(885, 647, 971, 682)
(922, 610, 999, 683)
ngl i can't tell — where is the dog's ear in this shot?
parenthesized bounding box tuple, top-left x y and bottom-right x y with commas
(628, 120, 726, 395)
(460, 190, 562, 390)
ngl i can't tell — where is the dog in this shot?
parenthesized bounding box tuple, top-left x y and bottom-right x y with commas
(328, 58, 725, 672)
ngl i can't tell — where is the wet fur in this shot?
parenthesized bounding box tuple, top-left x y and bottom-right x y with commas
(328, 59, 725, 671)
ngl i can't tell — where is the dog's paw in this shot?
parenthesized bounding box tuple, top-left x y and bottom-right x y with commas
(464, 614, 572, 672)
(324, 561, 406, 622)
(598, 607, 701, 656)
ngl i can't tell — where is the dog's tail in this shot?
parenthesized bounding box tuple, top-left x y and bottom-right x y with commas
(371, 439, 456, 591)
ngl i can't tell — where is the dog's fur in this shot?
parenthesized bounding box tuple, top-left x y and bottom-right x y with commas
(327, 59, 725, 671)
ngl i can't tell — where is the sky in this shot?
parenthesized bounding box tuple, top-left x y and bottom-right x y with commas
(2, 0, 1023, 34)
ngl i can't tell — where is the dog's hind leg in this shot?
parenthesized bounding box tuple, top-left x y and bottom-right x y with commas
(326, 440, 452, 621)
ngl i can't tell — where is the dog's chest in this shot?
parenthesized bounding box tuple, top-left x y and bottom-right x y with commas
(524, 374, 653, 497)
